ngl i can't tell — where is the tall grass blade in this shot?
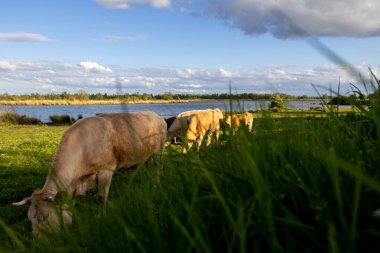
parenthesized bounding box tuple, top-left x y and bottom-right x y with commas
(0, 218, 26, 251)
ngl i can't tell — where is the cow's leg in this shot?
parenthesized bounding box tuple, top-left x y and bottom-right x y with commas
(183, 140, 193, 154)
(76, 174, 97, 196)
(97, 169, 114, 203)
(215, 126, 220, 141)
(206, 131, 213, 146)
(196, 134, 204, 152)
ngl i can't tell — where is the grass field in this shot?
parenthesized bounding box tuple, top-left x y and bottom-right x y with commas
(0, 106, 379, 252)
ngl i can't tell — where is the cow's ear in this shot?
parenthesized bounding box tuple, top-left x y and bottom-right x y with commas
(12, 197, 32, 206)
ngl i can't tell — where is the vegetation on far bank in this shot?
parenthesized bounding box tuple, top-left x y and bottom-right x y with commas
(0, 90, 326, 106)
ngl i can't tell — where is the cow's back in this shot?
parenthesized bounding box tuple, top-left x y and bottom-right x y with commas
(48, 116, 116, 192)
(187, 110, 219, 135)
(168, 109, 215, 134)
(99, 111, 167, 169)
(52, 111, 166, 177)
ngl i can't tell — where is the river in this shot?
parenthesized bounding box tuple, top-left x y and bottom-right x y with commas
(0, 100, 324, 123)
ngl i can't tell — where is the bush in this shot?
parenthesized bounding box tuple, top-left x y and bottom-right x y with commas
(270, 95, 285, 111)
(327, 96, 352, 105)
(17, 115, 42, 125)
(0, 109, 41, 125)
(49, 114, 75, 125)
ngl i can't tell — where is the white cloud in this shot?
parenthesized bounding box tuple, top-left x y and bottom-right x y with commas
(39, 84, 57, 91)
(0, 32, 50, 42)
(95, 0, 171, 9)
(180, 84, 202, 88)
(219, 68, 233, 78)
(0, 60, 16, 72)
(205, 0, 380, 38)
(79, 61, 113, 74)
(0, 59, 378, 95)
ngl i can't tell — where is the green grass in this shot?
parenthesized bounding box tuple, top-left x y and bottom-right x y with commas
(0, 107, 379, 252)
(0, 125, 67, 248)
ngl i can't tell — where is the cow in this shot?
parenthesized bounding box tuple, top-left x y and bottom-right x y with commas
(183, 109, 222, 154)
(168, 108, 223, 144)
(12, 110, 167, 237)
(225, 112, 254, 134)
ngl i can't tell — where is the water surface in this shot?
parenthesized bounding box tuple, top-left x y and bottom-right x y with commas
(1, 100, 324, 123)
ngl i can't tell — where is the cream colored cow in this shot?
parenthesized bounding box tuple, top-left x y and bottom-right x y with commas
(225, 112, 254, 134)
(184, 109, 222, 154)
(168, 108, 224, 143)
(13, 111, 167, 237)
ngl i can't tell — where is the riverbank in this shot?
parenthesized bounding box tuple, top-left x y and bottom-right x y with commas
(0, 99, 202, 106)
(0, 98, 324, 106)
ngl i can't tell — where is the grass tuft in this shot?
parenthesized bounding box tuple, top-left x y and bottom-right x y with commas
(49, 114, 76, 125)
(0, 108, 41, 125)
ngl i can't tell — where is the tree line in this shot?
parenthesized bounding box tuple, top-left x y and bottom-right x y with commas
(0, 90, 322, 101)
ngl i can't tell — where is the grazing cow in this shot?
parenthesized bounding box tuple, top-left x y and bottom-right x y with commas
(168, 108, 223, 143)
(225, 112, 254, 134)
(184, 109, 222, 154)
(12, 111, 167, 237)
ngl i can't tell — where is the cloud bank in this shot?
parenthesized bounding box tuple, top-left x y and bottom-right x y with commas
(205, 0, 380, 38)
(0, 32, 50, 42)
(95, 0, 170, 9)
(0, 59, 377, 95)
(0, 60, 17, 72)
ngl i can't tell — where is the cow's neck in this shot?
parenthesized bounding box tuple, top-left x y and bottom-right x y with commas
(41, 175, 59, 196)
(42, 170, 75, 198)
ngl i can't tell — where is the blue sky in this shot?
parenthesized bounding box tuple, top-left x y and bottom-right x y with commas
(0, 0, 379, 95)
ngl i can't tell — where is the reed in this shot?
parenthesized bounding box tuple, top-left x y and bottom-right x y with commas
(0, 108, 41, 125)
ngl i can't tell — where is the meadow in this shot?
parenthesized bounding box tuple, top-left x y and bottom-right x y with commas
(0, 101, 379, 252)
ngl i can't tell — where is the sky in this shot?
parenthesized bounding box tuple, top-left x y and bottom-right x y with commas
(0, 0, 380, 96)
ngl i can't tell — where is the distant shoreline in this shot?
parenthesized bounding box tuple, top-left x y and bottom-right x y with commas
(0, 99, 203, 106)
(0, 98, 322, 106)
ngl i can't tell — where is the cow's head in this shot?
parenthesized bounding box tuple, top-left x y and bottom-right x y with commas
(12, 190, 72, 237)
(168, 116, 191, 141)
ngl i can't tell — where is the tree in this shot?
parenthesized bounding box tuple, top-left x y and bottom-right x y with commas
(142, 93, 153, 100)
(270, 94, 284, 110)
(76, 89, 89, 101)
(163, 92, 173, 100)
